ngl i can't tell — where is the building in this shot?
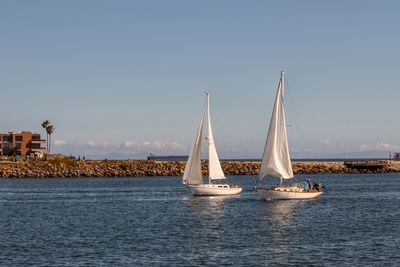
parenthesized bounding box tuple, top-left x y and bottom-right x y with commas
(395, 152, 400, 160)
(0, 131, 46, 157)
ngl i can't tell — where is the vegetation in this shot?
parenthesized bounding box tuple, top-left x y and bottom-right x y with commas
(41, 120, 55, 154)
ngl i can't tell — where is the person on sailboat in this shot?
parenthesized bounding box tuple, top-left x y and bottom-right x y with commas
(314, 181, 324, 192)
(313, 182, 318, 191)
(307, 179, 313, 190)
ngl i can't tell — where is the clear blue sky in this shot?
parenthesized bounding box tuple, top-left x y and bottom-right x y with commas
(1, 0, 399, 159)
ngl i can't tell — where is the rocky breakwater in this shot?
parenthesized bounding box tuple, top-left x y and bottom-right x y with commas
(0, 159, 182, 178)
(0, 158, 400, 178)
(293, 160, 400, 174)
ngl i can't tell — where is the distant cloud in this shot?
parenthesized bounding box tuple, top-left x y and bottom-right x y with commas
(143, 141, 185, 151)
(357, 143, 400, 156)
(52, 139, 186, 159)
(289, 139, 400, 159)
(170, 142, 185, 150)
(87, 140, 96, 147)
(88, 140, 111, 148)
(320, 139, 331, 146)
(54, 139, 67, 146)
(123, 140, 139, 149)
(50, 137, 400, 160)
(375, 143, 400, 151)
(359, 144, 369, 150)
(359, 143, 400, 152)
(143, 141, 163, 150)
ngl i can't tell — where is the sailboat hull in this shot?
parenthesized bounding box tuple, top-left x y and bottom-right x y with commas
(188, 184, 242, 196)
(257, 188, 323, 200)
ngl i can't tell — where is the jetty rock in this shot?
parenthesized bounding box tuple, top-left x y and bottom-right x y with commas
(0, 158, 399, 178)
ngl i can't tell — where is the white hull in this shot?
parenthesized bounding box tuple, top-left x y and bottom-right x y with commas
(257, 188, 323, 200)
(187, 184, 242, 196)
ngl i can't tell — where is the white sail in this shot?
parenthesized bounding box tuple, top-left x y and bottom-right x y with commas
(206, 93, 226, 181)
(259, 71, 294, 180)
(183, 98, 207, 185)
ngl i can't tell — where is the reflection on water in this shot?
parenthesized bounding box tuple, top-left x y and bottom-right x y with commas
(181, 194, 243, 264)
(259, 198, 326, 265)
(184, 195, 240, 221)
(184, 195, 238, 209)
(263, 200, 300, 226)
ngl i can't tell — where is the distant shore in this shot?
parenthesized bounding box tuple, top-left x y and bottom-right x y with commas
(1, 158, 400, 178)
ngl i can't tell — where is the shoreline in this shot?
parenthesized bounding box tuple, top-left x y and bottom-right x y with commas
(1, 159, 400, 178)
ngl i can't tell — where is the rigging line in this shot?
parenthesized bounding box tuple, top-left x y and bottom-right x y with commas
(285, 77, 307, 160)
(292, 175, 300, 183)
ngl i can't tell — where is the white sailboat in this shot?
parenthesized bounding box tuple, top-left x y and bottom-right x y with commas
(183, 93, 242, 196)
(256, 71, 324, 200)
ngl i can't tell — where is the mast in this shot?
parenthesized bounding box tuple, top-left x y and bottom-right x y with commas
(258, 71, 294, 181)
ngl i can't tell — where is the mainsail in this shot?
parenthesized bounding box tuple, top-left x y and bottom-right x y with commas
(183, 99, 207, 185)
(206, 93, 226, 181)
(259, 71, 294, 180)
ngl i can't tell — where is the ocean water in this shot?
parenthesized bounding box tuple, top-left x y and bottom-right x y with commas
(0, 174, 399, 266)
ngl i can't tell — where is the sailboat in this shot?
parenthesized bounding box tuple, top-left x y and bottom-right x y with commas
(256, 71, 324, 200)
(182, 93, 242, 196)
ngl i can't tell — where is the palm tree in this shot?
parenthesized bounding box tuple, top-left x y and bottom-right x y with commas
(41, 120, 50, 152)
(46, 124, 55, 154)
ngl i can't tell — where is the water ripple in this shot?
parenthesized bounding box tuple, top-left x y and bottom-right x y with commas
(0, 174, 399, 266)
